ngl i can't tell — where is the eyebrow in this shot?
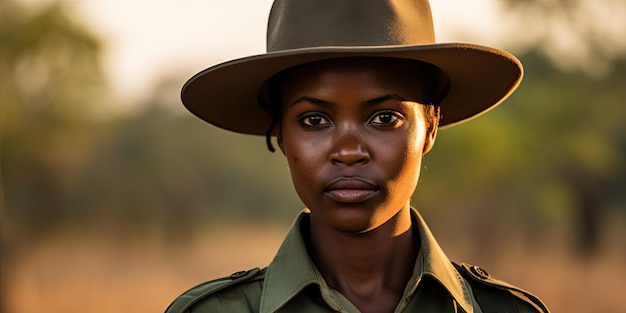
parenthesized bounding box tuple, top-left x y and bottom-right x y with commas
(363, 94, 406, 106)
(289, 96, 329, 107)
(288, 94, 407, 108)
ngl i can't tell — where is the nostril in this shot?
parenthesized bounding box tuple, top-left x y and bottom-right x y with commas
(330, 149, 370, 166)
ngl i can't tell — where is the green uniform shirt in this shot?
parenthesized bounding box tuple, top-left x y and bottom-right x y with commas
(166, 208, 549, 313)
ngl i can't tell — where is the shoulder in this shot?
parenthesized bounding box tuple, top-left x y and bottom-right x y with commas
(453, 263, 551, 313)
(165, 267, 266, 313)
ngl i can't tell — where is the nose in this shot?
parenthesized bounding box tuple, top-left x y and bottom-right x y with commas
(329, 127, 370, 166)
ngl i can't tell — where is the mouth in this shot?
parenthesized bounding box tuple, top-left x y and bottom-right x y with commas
(324, 177, 378, 203)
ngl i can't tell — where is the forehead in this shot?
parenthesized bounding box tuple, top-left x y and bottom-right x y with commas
(276, 57, 443, 104)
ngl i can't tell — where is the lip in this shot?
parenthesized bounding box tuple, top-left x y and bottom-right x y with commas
(324, 177, 378, 203)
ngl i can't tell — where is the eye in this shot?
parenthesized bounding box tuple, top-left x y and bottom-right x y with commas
(369, 111, 403, 127)
(300, 113, 331, 127)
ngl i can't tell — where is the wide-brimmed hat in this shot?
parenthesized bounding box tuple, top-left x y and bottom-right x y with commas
(181, 0, 523, 135)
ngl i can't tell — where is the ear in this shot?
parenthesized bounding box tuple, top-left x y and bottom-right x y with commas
(422, 122, 438, 155)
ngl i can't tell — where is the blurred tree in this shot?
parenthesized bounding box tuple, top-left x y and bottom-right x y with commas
(499, 0, 626, 76)
(509, 52, 624, 255)
(0, 0, 105, 235)
(70, 90, 300, 242)
(499, 0, 626, 254)
(0, 1, 105, 310)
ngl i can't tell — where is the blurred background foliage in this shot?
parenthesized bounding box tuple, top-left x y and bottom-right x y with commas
(1, 0, 625, 312)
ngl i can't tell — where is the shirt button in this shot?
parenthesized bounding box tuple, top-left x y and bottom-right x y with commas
(230, 270, 248, 278)
(470, 266, 490, 279)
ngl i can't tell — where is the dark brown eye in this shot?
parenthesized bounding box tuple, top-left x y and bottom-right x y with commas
(301, 113, 331, 127)
(370, 111, 402, 126)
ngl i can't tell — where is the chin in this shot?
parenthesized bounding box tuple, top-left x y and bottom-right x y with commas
(324, 207, 388, 234)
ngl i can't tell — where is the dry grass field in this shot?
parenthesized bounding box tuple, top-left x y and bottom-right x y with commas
(4, 221, 626, 313)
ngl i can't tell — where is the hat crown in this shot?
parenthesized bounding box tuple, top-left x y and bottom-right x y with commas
(267, 0, 436, 52)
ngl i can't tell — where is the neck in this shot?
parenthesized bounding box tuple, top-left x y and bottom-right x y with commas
(309, 207, 419, 312)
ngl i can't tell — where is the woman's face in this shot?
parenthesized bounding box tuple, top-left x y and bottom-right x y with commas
(278, 58, 437, 233)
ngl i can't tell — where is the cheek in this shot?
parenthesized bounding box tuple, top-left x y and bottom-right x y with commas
(284, 148, 323, 207)
(408, 128, 427, 170)
(393, 138, 422, 178)
(282, 129, 316, 166)
(383, 127, 425, 187)
(282, 131, 323, 188)
(281, 115, 329, 169)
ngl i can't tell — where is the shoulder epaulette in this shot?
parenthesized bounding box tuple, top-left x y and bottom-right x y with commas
(454, 262, 550, 313)
(165, 267, 265, 313)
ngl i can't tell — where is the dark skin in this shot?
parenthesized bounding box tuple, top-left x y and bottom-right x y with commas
(275, 58, 440, 313)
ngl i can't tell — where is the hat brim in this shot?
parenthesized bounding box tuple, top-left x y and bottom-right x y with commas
(181, 43, 523, 135)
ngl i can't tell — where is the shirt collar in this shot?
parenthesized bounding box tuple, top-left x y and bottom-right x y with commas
(412, 209, 474, 313)
(260, 208, 474, 313)
(259, 211, 331, 313)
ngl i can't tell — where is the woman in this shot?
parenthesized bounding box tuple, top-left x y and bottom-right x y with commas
(166, 0, 550, 312)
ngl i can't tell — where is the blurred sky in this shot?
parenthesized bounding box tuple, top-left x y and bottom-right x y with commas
(67, 0, 502, 108)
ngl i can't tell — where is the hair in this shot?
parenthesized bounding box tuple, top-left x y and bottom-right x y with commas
(260, 73, 284, 153)
(259, 57, 449, 153)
